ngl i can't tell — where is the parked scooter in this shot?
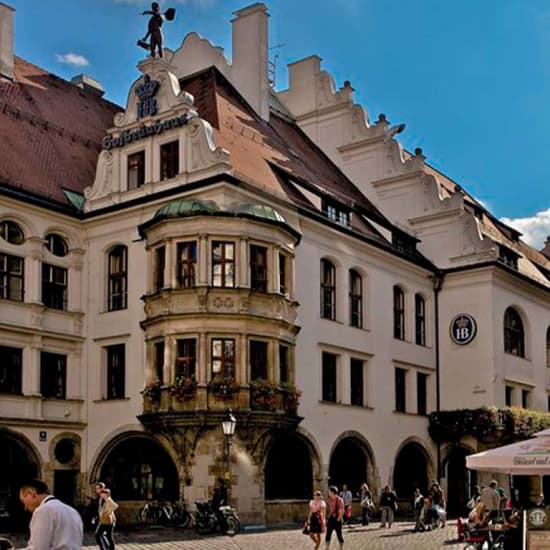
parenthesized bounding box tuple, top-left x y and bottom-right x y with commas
(194, 501, 240, 536)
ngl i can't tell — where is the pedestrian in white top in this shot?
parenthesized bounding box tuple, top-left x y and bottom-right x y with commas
(339, 484, 353, 527)
(19, 479, 83, 550)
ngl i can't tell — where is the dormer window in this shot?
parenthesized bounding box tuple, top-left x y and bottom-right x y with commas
(392, 232, 416, 255)
(160, 141, 179, 180)
(498, 245, 519, 270)
(323, 199, 350, 227)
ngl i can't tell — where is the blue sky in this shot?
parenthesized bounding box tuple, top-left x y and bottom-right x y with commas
(7, 0, 550, 248)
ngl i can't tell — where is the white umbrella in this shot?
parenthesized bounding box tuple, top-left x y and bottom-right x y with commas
(466, 434, 550, 475)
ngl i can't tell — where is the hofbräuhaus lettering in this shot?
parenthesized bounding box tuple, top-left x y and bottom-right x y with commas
(102, 113, 193, 150)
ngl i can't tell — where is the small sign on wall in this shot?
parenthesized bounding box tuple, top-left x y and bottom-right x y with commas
(39, 431, 47, 442)
(450, 313, 477, 345)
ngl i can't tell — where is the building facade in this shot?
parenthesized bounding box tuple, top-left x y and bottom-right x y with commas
(0, 2, 549, 525)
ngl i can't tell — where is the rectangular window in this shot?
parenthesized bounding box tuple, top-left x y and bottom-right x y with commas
(108, 247, 127, 311)
(211, 338, 235, 379)
(212, 241, 235, 288)
(127, 151, 145, 189)
(176, 242, 197, 288)
(350, 358, 364, 407)
(279, 253, 288, 295)
(0, 253, 24, 301)
(154, 341, 164, 383)
(321, 260, 336, 320)
(279, 344, 289, 385)
(505, 385, 513, 407)
(106, 344, 125, 399)
(393, 286, 405, 340)
(250, 245, 268, 292)
(417, 372, 427, 415)
(154, 246, 165, 292)
(176, 339, 196, 379)
(40, 352, 66, 399)
(521, 389, 530, 409)
(250, 340, 268, 381)
(0, 346, 22, 394)
(42, 264, 67, 310)
(349, 270, 362, 328)
(160, 140, 179, 180)
(415, 295, 426, 346)
(322, 352, 337, 403)
(395, 367, 406, 412)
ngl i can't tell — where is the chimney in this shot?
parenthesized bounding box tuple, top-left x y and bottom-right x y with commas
(0, 3, 15, 80)
(231, 3, 269, 121)
(542, 236, 550, 260)
(71, 74, 105, 98)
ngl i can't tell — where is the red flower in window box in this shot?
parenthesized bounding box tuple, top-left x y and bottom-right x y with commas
(169, 375, 197, 402)
(208, 376, 239, 399)
(141, 378, 162, 404)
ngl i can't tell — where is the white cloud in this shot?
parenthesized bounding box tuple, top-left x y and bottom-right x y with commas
(56, 53, 90, 67)
(501, 208, 550, 250)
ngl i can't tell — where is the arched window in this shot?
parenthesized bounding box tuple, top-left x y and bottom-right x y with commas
(393, 286, 405, 340)
(546, 327, 550, 368)
(415, 294, 426, 346)
(321, 259, 336, 320)
(108, 246, 128, 311)
(349, 269, 362, 328)
(504, 307, 525, 357)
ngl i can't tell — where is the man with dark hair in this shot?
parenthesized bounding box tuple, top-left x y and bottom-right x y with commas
(325, 485, 344, 549)
(19, 479, 83, 549)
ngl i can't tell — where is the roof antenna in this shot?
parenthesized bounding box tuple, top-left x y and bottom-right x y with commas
(269, 43, 285, 88)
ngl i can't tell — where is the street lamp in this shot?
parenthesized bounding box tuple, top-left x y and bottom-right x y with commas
(222, 409, 237, 503)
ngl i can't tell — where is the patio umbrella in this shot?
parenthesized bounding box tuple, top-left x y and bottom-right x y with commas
(466, 433, 550, 475)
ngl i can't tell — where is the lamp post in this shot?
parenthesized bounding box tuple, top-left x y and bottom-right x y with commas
(222, 409, 237, 503)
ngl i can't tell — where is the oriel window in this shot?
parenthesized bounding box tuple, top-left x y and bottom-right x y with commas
(42, 263, 67, 310)
(154, 341, 165, 384)
(128, 151, 145, 189)
(176, 339, 196, 379)
(177, 242, 196, 288)
(108, 246, 127, 311)
(279, 253, 288, 295)
(160, 141, 179, 180)
(393, 286, 405, 340)
(40, 352, 67, 399)
(320, 259, 336, 320)
(106, 344, 125, 399)
(250, 340, 268, 381)
(211, 338, 235, 379)
(212, 241, 235, 288)
(0, 253, 24, 301)
(250, 245, 268, 292)
(154, 246, 165, 292)
(279, 344, 290, 385)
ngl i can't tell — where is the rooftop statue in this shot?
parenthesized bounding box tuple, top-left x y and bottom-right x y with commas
(137, 2, 176, 59)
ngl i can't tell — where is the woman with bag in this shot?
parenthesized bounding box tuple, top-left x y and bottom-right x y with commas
(305, 490, 326, 550)
(359, 483, 373, 526)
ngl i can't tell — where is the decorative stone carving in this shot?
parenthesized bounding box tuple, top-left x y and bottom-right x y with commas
(84, 151, 114, 203)
(212, 296, 234, 309)
(187, 118, 230, 173)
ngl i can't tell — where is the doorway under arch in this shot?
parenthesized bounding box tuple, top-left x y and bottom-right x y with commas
(393, 442, 429, 500)
(265, 434, 313, 499)
(445, 446, 475, 515)
(99, 435, 179, 501)
(328, 436, 372, 495)
(0, 430, 41, 527)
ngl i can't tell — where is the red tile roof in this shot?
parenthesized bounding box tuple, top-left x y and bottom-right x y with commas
(0, 57, 121, 206)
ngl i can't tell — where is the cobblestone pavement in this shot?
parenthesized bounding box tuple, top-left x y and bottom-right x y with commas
(4, 521, 465, 549)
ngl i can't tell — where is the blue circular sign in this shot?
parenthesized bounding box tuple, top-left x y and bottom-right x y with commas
(450, 313, 477, 345)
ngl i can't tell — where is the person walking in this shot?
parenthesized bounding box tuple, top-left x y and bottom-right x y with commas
(325, 485, 344, 549)
(379, 485, 397, 528)
(96, 488, 118, 550)
(339, 484, 353, 527)
(412, 488, 424, 531)
(480, 480, 500, 520)
(359, 483, 373, 526)
(306, 490, 326, 550)
(19, 479, 83, 550)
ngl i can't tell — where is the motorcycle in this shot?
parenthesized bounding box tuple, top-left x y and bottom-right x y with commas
(0, 538, 13, 550)
(194, 501, 240, 536)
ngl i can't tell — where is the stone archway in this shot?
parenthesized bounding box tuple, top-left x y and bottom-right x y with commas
(0, 429, 41, 527)
(328, 433, 375, 495)
(264, 433, 314, 499)
(97, 434, 179, 501)
(393, 441, 430, 501)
